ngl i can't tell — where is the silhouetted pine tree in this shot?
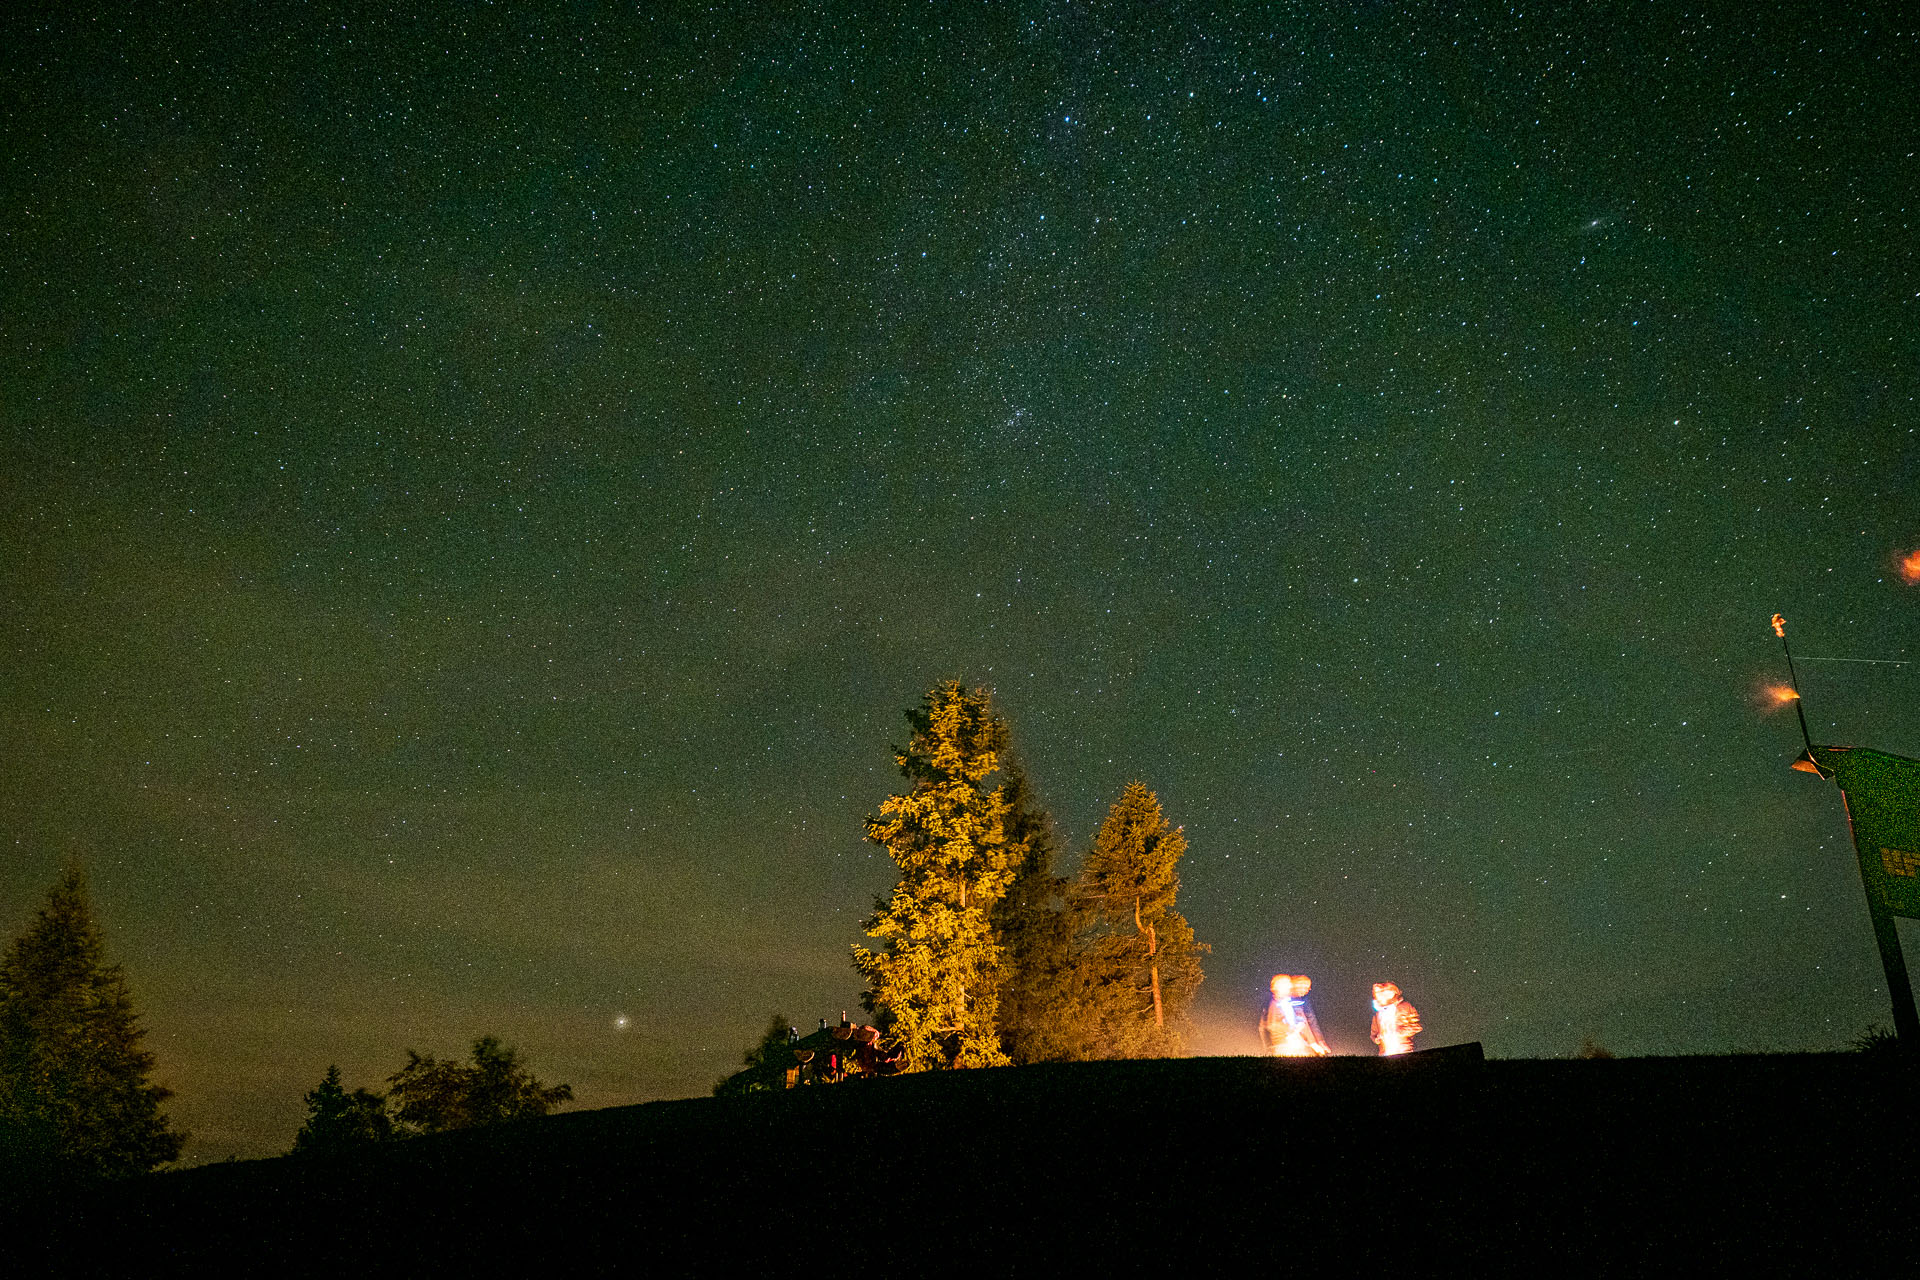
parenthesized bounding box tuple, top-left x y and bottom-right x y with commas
(855, 681, 1019, 1070)
(291, 1065, 392, 1154)
(713, 1012, 797, 1095)
(0, 865, 183, 1181)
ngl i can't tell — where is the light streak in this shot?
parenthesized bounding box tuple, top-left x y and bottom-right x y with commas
(1793, 656, 1909, 665)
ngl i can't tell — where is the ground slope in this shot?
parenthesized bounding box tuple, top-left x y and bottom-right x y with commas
(9, 1052, 1914, 1270)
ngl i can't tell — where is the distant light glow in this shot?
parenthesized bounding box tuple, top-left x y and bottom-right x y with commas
(614, 1014, 630, 1030)
(1901, 550, 1920, 585)
(1765, 684, 1800, 706)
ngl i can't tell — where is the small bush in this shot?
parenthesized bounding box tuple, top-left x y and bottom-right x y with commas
(1850, 1025, 1902, 1054)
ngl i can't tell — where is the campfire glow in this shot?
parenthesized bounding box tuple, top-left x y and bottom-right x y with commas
(1765, 684, 1801, 706)
(1902, 549, 1920, 585)
(1770, 612, 1787, 638)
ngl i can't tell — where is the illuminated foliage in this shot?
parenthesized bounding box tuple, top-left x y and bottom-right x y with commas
(855, 682, 1018, 1071)
(0, 865, 183, 1181)
(1060, 782, 1208, 1059)
(385, 1036, 572, 1134)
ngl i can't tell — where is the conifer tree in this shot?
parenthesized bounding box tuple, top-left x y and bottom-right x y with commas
(0, 865, 183, 1181)
(1064, 782, 1208, 1058)
(991, 759, 1075, 1064)
(291, 1065, 392, 1154)
(854, 681, 1019, 1070)
(712, 1012, 795, 1096)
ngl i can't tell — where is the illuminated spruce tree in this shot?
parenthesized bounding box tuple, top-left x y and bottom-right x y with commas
(855, 681, 1019, 1070)
(0, 865, 183, 1181)
(1065, 782, 1207, 1058)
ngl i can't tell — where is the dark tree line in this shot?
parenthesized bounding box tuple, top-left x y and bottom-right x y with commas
(0, 864, 575, 1177)
(292, 1036, 572, 1154)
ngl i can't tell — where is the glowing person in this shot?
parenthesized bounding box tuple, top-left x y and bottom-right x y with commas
(1370, 981, 1422, 1056)
(1261, 974, 1331, 1057)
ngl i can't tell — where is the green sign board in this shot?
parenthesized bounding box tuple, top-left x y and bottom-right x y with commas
(1799, 744, 1920, 1044)
(1806, 746, 1920, 920)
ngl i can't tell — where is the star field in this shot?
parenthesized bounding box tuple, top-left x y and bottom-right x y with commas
(2, 3, 1916, 1161)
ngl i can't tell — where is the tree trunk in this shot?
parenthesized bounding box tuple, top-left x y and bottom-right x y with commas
(1136, 895, 1164, 1028)
(958, 881, 969, 1016)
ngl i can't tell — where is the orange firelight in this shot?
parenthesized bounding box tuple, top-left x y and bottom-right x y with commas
(1770, 612, 1787, 638)
(1901, 549, 1920, 585)
(1766, 684, 1801, 705)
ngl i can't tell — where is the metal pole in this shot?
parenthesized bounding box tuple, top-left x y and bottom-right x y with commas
(1866, 902, 1920, 1045)
(1772, 613, 1815, 755)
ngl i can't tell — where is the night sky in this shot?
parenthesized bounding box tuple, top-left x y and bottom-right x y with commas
(4, 3, 1916, 1163)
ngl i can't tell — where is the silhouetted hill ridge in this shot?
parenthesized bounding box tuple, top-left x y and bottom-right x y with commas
(7, 1052, 1914, 1271)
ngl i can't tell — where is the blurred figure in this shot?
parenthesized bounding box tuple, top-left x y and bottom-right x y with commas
(1261, 974, 1331, 1057)
(1370, 982, 1422, 1056)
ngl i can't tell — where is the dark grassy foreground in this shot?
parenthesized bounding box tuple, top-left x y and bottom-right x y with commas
(9, 1050, 1917, 1271)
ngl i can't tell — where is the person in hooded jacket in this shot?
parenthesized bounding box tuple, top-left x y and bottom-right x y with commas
(1261, 973, 1331, 1057)
(1370, 981, 1422, 1056)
